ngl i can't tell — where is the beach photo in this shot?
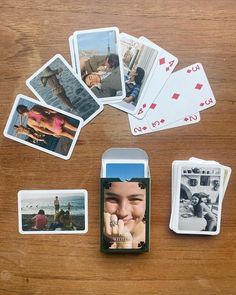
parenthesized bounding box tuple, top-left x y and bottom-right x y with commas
(26, 54, 103, 125)
(177, 165, 223, 234)
(18, 189, 88, 234)
(73, 27, 125, 102)
(3, 94, 82, 160)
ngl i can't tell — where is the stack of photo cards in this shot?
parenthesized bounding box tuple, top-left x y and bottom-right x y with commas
(170, 157, 231, 235)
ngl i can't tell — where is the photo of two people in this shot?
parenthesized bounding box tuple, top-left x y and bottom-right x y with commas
(74, 28, 125, 102)
(4, 95, 82, 159)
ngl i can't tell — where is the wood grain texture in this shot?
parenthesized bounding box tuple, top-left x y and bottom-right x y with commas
(0, 1, 236, 294)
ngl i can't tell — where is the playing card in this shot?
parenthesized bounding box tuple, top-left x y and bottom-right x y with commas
(109, 32, 159, 114)
(3, 94, 83, 160)
(128, 112, 200, 136)
(171, 161, 225, 235)
(134, 36, 178, 119)
(146, 63, 216, 130)
(72, 27, 126, 103)
(18, 189, 88, 234)
(26, 54, 103, 126)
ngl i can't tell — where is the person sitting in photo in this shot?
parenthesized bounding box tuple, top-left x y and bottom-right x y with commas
(123, 67, 145, 105)
(50, 209, 65, 230)
(62, 210, 74, 230)
(32, 209, 48, 230)
(190, 193, 217, 231)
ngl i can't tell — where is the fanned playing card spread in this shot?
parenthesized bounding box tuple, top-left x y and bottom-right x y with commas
(4, 27, 217, 160)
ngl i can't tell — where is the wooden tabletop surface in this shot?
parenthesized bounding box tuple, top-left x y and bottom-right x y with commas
(1, 1, 236, 294)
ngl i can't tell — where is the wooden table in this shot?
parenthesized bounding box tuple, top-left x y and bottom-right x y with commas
(1, 1, 236, 294)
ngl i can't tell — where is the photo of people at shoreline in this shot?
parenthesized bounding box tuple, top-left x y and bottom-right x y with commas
(18, 190, 87, 233)
(4, 95, 81, 158)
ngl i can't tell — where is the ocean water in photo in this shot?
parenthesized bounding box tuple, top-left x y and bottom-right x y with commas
(21, 195, 85, 216)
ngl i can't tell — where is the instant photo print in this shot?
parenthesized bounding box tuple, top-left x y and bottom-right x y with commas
(100, 148, 150, 253)
(18, 189, 88, 234)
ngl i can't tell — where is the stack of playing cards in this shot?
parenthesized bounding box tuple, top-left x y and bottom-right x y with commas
(170, 158, 231, 235)
(4, 27, 217, 160)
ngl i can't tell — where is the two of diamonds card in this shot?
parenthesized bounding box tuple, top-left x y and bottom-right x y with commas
(170, 158, 231, 235)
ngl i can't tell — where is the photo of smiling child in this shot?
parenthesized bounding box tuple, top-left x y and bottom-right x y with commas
(101, 180, 149, 251)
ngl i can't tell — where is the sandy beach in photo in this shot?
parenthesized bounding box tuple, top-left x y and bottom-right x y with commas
(22, 214, 85, 231)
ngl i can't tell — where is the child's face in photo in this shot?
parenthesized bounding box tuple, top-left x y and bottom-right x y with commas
(104, 182, 146, 233)
(191, 196, 199, 205)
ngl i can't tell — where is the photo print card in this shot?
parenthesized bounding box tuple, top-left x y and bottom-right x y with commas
(26, 54, 103, 126)
(73, 27, 126, 103)
(3, 94, 82, 160)
(101, 178, 150, 252)
(110, 33, 159, 115)
(18, 189, 88, 234)
(100, 148, 150, 253)
(171, 161, 225, 235)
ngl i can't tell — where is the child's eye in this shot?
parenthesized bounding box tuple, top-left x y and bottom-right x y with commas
(105, 197, 119, 204)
